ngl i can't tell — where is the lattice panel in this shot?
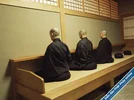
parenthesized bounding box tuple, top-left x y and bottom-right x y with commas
(99, 0, 110, 17)
(30, 0, 58, 6)
(84, 0, 99, 15)
(123, 16, 134, 39)
(110, 0, 118, 19)
(64, 0, 83, 12)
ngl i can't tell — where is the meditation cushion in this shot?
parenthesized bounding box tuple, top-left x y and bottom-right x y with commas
(114, 53, 124, 58)
(124, 50, 132, 55)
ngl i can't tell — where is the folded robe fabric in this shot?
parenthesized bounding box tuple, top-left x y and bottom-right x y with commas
(123, 50, 132, 55)
(114, 53, 124, 58)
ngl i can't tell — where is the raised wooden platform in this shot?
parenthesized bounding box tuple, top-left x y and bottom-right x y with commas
(11, 55, 134, 100)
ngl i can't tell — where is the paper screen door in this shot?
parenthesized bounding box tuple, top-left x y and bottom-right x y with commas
(123, 15, 134, 39)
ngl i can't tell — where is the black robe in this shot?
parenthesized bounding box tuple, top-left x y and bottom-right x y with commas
(36, 38, 71, 82)
(96, 38, 114, 64)
(70, 37, 97, 70)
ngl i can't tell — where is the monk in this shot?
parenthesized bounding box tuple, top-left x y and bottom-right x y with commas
(70, 29, 97, 70)
(96, 30, 114, 64)
(36, 28, 71, 82)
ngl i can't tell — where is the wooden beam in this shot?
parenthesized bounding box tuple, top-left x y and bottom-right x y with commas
(120, 12, 134, 17)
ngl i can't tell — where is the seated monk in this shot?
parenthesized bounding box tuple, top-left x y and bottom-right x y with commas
(70, 29, 97, 70)
(96, 30, 114, 64)
(36, 28, 71, 82)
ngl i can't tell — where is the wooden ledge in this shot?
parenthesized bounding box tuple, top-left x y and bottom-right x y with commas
(42, 55, 134, 100)
(10, 55, 44, 63)
(14, 55, 134, 100)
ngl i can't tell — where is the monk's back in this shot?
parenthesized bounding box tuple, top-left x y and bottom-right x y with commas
(43, 38, 71, 81)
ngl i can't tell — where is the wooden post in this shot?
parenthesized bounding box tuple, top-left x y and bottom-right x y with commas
(110, 79, 115, 88)
(59, 0, 66, 43)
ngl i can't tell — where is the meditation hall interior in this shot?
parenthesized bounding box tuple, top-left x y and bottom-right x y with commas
(0, 0, 134, 100)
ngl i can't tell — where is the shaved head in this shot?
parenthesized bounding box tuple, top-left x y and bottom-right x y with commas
(100, 30, 107, 38)
(79, 29, 87, 35)
(49, 28, 60, 40)
(50, 28, 59, 37)
(79, 29, 87, 39)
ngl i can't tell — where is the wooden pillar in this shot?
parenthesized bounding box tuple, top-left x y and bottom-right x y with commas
(59, 0, 66, 43)
(105, 79, 115, 90)
(110, 79, 115, 88)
